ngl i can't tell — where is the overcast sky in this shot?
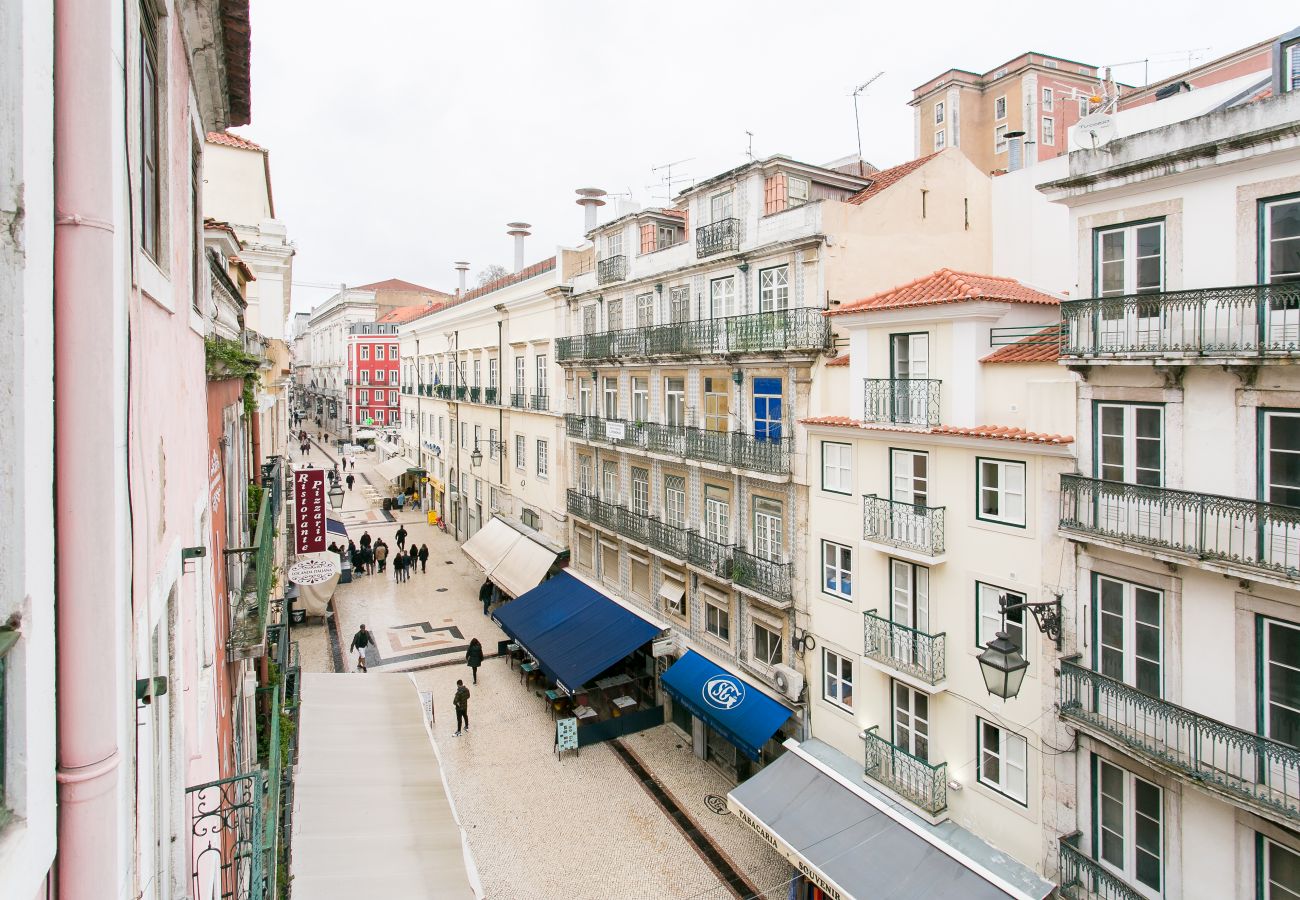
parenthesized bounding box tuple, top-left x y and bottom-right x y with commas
(238, 0, 1293, 318)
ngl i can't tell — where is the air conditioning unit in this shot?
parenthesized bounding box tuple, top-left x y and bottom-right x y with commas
(652, 637, 679, 659)
(772, 664, 804, 702)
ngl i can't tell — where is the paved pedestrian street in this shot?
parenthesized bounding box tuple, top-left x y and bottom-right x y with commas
(292, 434, 792, 899)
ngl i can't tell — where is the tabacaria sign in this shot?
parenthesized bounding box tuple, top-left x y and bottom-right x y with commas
(727, 797, 848, 900)
(294, 469, 326, 555)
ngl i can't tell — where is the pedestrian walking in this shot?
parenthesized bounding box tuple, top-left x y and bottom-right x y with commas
(395, 525, 408, 551)
(350, 624, 374, 673)
(375, 541, 388, 573)
(364, 547, 375, 576)
(346, 473, 355, 492)
(453, 680, 470, 735)
(479, 579, 494, 616)
(395, 551, 407, 582)
(466, 638, 483, 685)
(418, 544, 429, 573)
(360, 531, 371, 550)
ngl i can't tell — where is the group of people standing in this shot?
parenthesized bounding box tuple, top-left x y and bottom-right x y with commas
(331, 527, 430, 582)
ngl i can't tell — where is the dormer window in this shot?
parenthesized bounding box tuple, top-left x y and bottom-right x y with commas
(710, 191, 734, 222)
(788, 176, 810, 208)
(657, 224, 677, 250)
(1285, 37, 1299, 93)
(605, 232, 623, 258)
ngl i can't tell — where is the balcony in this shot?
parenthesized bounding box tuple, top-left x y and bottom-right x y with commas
(864, 610, 946, 687)
(401, 383, 412, 395)
(566, 489, 593, 521)
(455, 386, 468, 401)
(1057, 831, 1145, 900)
(647, 517, 690, 560)
(484, 387, 498, 405)
(1059, 475, 1300, 583)
(1059, 657, 1300, 825)
(1060, 283, 1300, 361)
(644, 422, 686, 456)
(696, 217, 740, 258)
(422, 384, 433, 397)
(731, 549, 792, 606)
(617, 505, 651, 544)
(510, 391, 527, 409)
(686, 428, 791, 476)
(565, 413, 596, 441)
(566, 490, 622, 533)
(686, 531, 734, 579)
(556, 308, 830, 363)
(862, 726, 947, 817)
(863, 495, 946, 558)
(597, 255, 627, 285)
(468, 386, 481, 404)
(434, 384, 451, 400)
(530, 392, 550, 411)
(229, 489, 276, 660)
(862, 378, 941, 427)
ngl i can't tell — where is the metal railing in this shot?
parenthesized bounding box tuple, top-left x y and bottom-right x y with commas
(696, 217, 740, 258)
(187, 771, 266, 900)
(229, 490, 275, 659)
(597, 255, 627, 284)
(1059, 474, 1300, 580)
(687, 531, 734, 579)
(731, 549, 792, 605)
(862, 378, 941, 427)
(864, 610, 946, 685)
(686, 428, 792, 475)
(556, 308, 830, 362)
(863, 726, 947, 816)
(468, 387, 481, 403)
(648, 517, 690, 560)
(566, 489, 594, 521)
(863, 495, 946, 556)
(510, 391, 527, 408)
(617, 505, 651, 544)
(433, 384, 451, 399)
(565, 413, 596, 441)
(1060, 283, 1300, 358)
(1057, 831, 1145, 900)
(455, 386, 468, 401)
(530, 392, 550, 411)
(1059, 657, 1300, 823)
(484, 387, 498, 405)
(645, 422, 687, 456)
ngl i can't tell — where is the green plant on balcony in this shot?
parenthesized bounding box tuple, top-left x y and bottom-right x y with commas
(204, 336, 265, 420)
(247, 482, 264, 533)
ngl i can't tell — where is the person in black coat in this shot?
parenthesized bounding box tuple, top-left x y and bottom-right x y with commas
(395, 525, 408, 550)
(466, 638, 484, 684)
(418, 544, 429, 573)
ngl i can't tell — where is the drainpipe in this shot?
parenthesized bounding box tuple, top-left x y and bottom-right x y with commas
(54, 0, 123, 893)
(497, 319, 504, 490)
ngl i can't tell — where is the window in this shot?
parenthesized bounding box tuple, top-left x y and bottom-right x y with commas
(514, 356, 526, 392)
(374, 345, 384, 360)
(1041, 116, 1055, 146)
(600, 540, 619, 584)
(536, 439, 548, 477)
(630, 555, 650, 598)
(1262, 411, 1300, 508)
(1261, 617, 1300, 748)
(822, 441, 852, 494)
(753, 497, 783, 562)
(607, 298, 623, 331)
(703, 376, 729, 432)
(359, 390, 368, 404)
(488, 428, 499, 459)
(489, 358, 498, 389)
(656, 225, 676, 250)
(934, 129, 946, 151)
(710, 191, 733, 222)
(140, 8, 161, 259)
(706, 598, 730, 641)
(787, 176, 809, 208)
(390, 409, 399, 424)
(753, 377, 783, 440)
(753, 621, 783, 667)
(822, 541, 852, 599)
(1042, 87, 1053, 111)
(993, 67, 1008, 79)
(631, 467, 649, 516)
(664, 377, 686, 426)
(1262, 196, 1300, 283)
(606, 231, 623, 258)
(1096, 403, 1164, 486)
(977, 583, 1025, 651)
(994, 124, 1009, 154)
(360, 345, 371, 362)
(994, 95, 1007, 120)
(473, 359, 481, 387)
(1285, 39, 1300, 93)
(934, 100, 945, 124)
(521, 508, 540, 530)
(1044, 59, 1059, 69)
(603, 377, 618, 419)
(1096, 575, 1163, 697)
(710, 276, 736, 318)
(704, 485, 729, 543)
(1096, 760, 1163, 895)
(631, 377, 649, 423)
(664, 475, 686, 528)
(892, 682, 929, 761)
(669, 287, 690, 323)
(891, 449, 928, 506)
(1262, 837, 1300, 898)
(1096, 221, 1165, 297)
(758, 266, 789, 312)
(636, 293, 654, 327)
(535, 354, 548, 397)
(374, 368, 385, 382)
(977, 458, 1026, 526)
(823, 650, 853, 710)
(390, 344, 398, 358)
(1078, 95, 1090, 117)
(460, 422, 468, 449)
(582, 305, 597, 334)
(891, 559, 930, 633)
(977, 720, 1028, 803)
(602, 461, 618, 502)
(474, 424, 482, 453)
(389, 390, 397, 404)
(514, 434, 525, 470)
(577, 454, 592, 494)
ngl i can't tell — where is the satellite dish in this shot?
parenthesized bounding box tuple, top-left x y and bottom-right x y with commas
(1073, 114, 1117, 151)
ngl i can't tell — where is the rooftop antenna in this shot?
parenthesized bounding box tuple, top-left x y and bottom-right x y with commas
(745, 131, 754, 162)
(647, 157, 695, 203)
(851, 71, 885, 166)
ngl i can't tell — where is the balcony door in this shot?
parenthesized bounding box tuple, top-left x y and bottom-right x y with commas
(1095, 221, 1165, 350)
(711, 276, 736, 319)
(892, 682, 930, 762)
(1262, 196, 1300, 346)
(889, 560, 930, 668)
(753, 497, 783, 563)
(1264, 411, 1300, 570)
(1096, 403, 1166, 539)
(890, 333, 929, 424)
(1261, 617, 1300, 801)
(1095, 759, 1163, 899)
(1095, 575, 1163, 737)
(753, 377, 783, 442)
(890, 449, 931, 548)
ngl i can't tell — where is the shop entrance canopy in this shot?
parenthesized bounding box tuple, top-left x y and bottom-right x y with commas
(374, 456, 415, 482)
(493, 573, 659, 694)
(462, 516, 559, 598)
(659, 652, 791, 761)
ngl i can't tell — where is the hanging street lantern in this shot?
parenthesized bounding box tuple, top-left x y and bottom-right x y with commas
(327, 483, 345, 510)
(975, 593, 1063, 701)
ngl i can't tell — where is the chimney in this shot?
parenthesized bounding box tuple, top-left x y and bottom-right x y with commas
(454, 261, 470, 295)
(575, 188, 607, 234)
(1005, 130, 1026, 172)
(506, 222, 531, 273)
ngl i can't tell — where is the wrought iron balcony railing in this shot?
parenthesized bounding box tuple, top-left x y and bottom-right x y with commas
(864, 610, 946, 686)
(862, 726, 947, 816)
(187, 771, 266, 900)
(510, 391, 527, 409)
(687, 531, 734, 579)
(565, 413, 596, 441)
(566, 489, 593, 521)
(434, 384, 451, 400)
(597, 255, 627, 284)
(1060, 283, 1300, 359)
(557, 308, 830, 363)
(731, 548, 792, 605)
(468, 387, 481, 403)
(862, 378, 941, 427)
(647, 517, 690, 560)
(645, 422, 687, 456)
(229, 490, 275, 659)
(400, 383, 411, 394)
(484, 387, 498, 405)
(1059, 657, 1300, 824)
(863, 495, 946, 557)
(696, 217, 740, 258)
(566, 490, 622, 533)
(1057, 831, 1144, 900)
(530, 391, 550, 411)
(686, 428, 792, 475)
(1059, 474, 1300, 581)
(617, 505, 651, 544)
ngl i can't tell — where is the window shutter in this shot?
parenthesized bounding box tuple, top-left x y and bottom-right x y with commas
(640, 222, 655, 254)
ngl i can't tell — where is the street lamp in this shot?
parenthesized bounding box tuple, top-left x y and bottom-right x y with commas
(327, 483, 345, 509)
(976, 593, 1063, 700)
(469, 439, 506, 468)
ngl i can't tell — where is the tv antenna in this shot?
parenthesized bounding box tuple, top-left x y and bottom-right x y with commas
(851, 71, 885, 163)
(647, 157, 695, 202)
(745, 131, 755, 162)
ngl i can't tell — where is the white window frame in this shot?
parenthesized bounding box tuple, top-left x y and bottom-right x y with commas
(631, 467, 649, 517)
(1041, 87, 1053, 111)
(1263, 837, 1300, 898)
(1263, 196, 1300, 283)
(822, 541, 852, 600)
(977, 719, 1028, 804)
(631, 377, 649, 423)
(514, 434, 525, 470)
(994, 123, 1009, 154)
(375, 345, 385, 360)
(934, 100, 944, 124)
(977, 458, 1027, 526)
(933, 129, 946, 151)
(823, 649, 853, 711)
(758, 265, 789, 312)
(1096, 221, 1165, 297)
(360, 345, 369, 360)
(752, 620, 783, 667)
(704, 485, 729, 544)
(705, 597, 731, 641)
(977, 583, 1026, 652)
(709, 191, 733, 223)
(753, 497, 783, 562)
(605, 231, 623, 258)
(1041, 116, 1055, 147)
(536, 438, 548, 478)
(787, 176, 809, 208)
(359, 389, 368, 404)
(1096, 574, 1163, 698)
(994, 95, 1007, 120)
(535, 354, 548, 397)
(1096, 759, 1163, 897)
(664, 475, 686, 528)
(822, 441, 852, 494)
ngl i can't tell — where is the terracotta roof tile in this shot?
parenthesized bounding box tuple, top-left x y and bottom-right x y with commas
(826, 354, 850, 367)
(828, 268, 1061, 316)
(846, 153, 940, 205)
(799, 416, 1073, 445)
(981, 325, 1062, 363)
(354, 278, 449, 295)
(407, 257, 559, 325)
(206, 131, 265, 152)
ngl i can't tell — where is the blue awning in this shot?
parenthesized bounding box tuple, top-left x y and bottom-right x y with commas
(660, 652, 793, 761)
(492, 572, 660, 693)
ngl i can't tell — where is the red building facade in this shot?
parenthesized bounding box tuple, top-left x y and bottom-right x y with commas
(346, 323, 401, 429)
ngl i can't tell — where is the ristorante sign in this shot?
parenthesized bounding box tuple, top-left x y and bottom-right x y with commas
(294, 469, 326, 554)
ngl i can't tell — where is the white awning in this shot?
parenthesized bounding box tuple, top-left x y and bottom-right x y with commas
(374, 456, 414, 482)
(462, 516, 522, 575)
(461, 516, 561, 599)
(657, 576, 686, 607)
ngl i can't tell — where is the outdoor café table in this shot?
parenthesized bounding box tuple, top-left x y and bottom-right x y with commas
(611, 695, 636, 711)
(520, 661, 538, 685)
(573, 705, 598, 722)
(506, 643, 521, 669)
(594, 674, 632, 690)
(545, 688, 565, 719)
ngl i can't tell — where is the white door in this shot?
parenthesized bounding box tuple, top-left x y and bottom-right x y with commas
(1096, 221, 1165, 349)
(891, 334, 929, 424)
(890, 450, 931, 547)
(890, 560, 930, 668)
(711, 276, 736, 319)
(1263, 411, 1300, 571)
(1096, 403, 1166, 540)
(893, 682, 930, 761)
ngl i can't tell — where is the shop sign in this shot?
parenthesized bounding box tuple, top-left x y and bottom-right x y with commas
(604, 420, 626, 440)
(294, 469, 326, 554)
(703, 674, 746, 710)
(556, 717, 578, 754)
(728, 797, 847, 900)
(288, 557, 337, 586)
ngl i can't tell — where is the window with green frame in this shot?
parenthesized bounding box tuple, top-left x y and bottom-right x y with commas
(1258, 832, 1300, 898)
(0, 627, 17, 827)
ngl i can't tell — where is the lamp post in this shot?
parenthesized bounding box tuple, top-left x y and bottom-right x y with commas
(469, 439, 506, 469)
(976, 593, 1062, 700)
(327, 483, 345, 510)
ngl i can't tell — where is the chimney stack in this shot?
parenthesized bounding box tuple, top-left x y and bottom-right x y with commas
(575, 188, 608, 234)
(1005, 131, 1026, 172)
(506, 222, 531, 273)
(454, 261, 470, 295)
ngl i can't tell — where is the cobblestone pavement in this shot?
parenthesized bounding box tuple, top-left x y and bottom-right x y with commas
(292, 429, 791, 900)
